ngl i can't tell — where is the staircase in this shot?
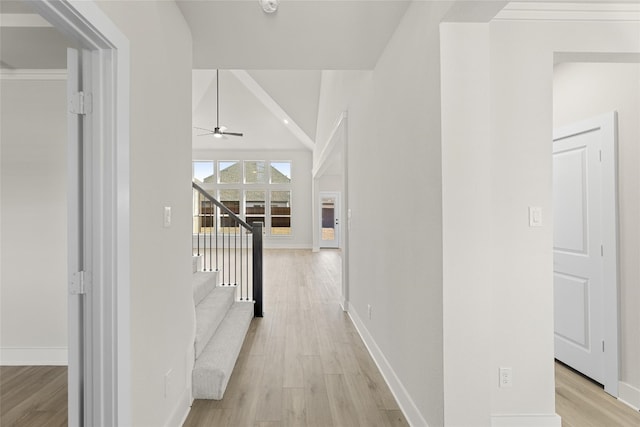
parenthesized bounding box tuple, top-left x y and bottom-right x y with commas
(190, 182, 264, 400)
(191, 259, 254, 399)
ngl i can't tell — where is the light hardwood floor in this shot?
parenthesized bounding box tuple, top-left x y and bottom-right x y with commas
(555, 361, 640, 427)
(3, 250, 640, 426)
(0, 365, 67, 426)
(184, 249, 408, 427)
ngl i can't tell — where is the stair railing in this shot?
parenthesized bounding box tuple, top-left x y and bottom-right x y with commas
(192, 181, 263, 317)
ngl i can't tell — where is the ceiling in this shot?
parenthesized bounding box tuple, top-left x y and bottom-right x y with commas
(176, 0, 411, 70)
(0, 0, 414, 153)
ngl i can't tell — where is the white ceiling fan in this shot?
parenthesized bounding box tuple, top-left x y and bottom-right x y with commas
(194, 70, 244, 139)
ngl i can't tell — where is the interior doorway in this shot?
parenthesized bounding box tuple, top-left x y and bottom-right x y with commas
(552, 112, 619, 395)
(320, 192, 340, 249)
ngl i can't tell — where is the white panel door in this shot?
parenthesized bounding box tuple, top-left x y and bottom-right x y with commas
(553, 120, 605, 384)
(320, 192, 340, 248)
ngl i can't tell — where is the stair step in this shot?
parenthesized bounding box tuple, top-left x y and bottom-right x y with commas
(192, 301, 254, 400)
(192, 271, 219, 306)
(194, 286, 235, 359)
(192, 255, 201, 273)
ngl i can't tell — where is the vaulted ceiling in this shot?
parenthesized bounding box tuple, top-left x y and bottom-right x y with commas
(1, 0, 415, 151)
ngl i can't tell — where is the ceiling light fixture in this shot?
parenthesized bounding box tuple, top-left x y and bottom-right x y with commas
(259, 0, 279, 14)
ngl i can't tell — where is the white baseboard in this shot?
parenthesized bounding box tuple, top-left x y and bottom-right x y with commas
(0, 347, 68, 365)
(167, 386, 192, 427)
(263, 242, 312, 250)
(340, 299, 349, 312)
(491, 414, 562, 427)
(348, 308, 428, 427)
(619, 381, 640, 411)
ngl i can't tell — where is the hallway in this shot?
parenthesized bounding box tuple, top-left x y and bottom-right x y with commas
(184, 249, 408, 427)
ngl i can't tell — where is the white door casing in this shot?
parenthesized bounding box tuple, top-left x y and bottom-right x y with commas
(553, 112, 619, 396)
(32, 1, 132, 424)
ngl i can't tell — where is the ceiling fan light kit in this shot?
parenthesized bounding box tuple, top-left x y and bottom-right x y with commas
(194, 70, 244, 139)
(260, 0, 279, 14)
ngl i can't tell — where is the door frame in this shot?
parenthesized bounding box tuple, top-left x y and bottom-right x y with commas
(312, 112, 349, 310)
(29, 1, 131, 424)
(552, 111, 619, 396)
(319, 191, 341, 249)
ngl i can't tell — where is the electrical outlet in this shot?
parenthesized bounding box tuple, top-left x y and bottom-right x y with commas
(499, 367, 512, 388)
(367, 304, 372, 320)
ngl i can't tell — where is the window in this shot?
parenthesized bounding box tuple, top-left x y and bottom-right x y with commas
(245, 190, 265, 225)
(244, 161, 267, 184)
(192, 160, 293, 236)
(270, 190, 291, 235)
(193, 161, 215, 184)
(270, 161, 291, 184)
(219, 189, 240, 231)
(219, 161, 240, 184)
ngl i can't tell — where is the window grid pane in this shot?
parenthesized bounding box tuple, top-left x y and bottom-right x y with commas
(270, 161, 292, 184)
(270, 190, 291, 235)
(245, 190, 266, 226)
(245, 161, 267, 184)
(219, 161, 241, 184)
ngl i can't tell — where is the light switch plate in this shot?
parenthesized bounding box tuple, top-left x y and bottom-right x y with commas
(164, 206, 172, 228)
(529, 206, 542, 227)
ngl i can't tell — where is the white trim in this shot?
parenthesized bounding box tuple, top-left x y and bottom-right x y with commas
(231, 70, 315, 150)
(312, 111, 347, 178)
(264, 242, 312, 250)
(348, 307, 428, 427)
(491, 414, 562, 427)
(30, 1, 131, 425)
(599, 111, 620, 398)
(494, 2, 640, 22)
(0, 13, 52, 27)
(0, 347, 68, 365)
(166, 386, 192, 427)
(618, 381, 640, 411)
(0, 69, 67, 80)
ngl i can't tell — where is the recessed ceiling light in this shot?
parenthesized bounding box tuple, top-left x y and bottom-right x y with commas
(283, 119, 289, 124)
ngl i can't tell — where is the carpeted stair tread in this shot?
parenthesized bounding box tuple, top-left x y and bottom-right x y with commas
(192, 301, 254, 400)
(194, 285, 235, 359)
(192, 271, 219, 305)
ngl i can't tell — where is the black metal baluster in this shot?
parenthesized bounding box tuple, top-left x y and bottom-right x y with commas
(239, 227, 241, 301)
(196, 193, 200, 258)
(214, 204, 218, 272)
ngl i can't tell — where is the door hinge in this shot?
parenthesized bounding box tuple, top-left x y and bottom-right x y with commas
(599, 150, 602, 162)
(601, 245, 604, 256)
(70, 271, 91, 295)
(602, 340, 605, 352)
(69, 91, 93, 115)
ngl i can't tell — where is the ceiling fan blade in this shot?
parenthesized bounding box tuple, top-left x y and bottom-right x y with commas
(197, 133, 213, 136)
(221, 131, 244, 137)
(193, 126, 214, 132)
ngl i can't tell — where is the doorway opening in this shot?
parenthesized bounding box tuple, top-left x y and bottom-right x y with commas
(320, 192, 340, 249)
(552, 60, 640, 411)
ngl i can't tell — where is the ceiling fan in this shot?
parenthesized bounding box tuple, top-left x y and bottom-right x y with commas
(194, 70, 244, 138)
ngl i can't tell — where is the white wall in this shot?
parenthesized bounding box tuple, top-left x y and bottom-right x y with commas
(440, 23, 492, 427)
(316, 2, 449, 425)
(0, 77, 68, 365)
(441, 17, 640, 426)
(318, 175, 342, 192)
(94, 2, 194, 426)
(553, 62, 640, 401)
(192, 149, 313, 249)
